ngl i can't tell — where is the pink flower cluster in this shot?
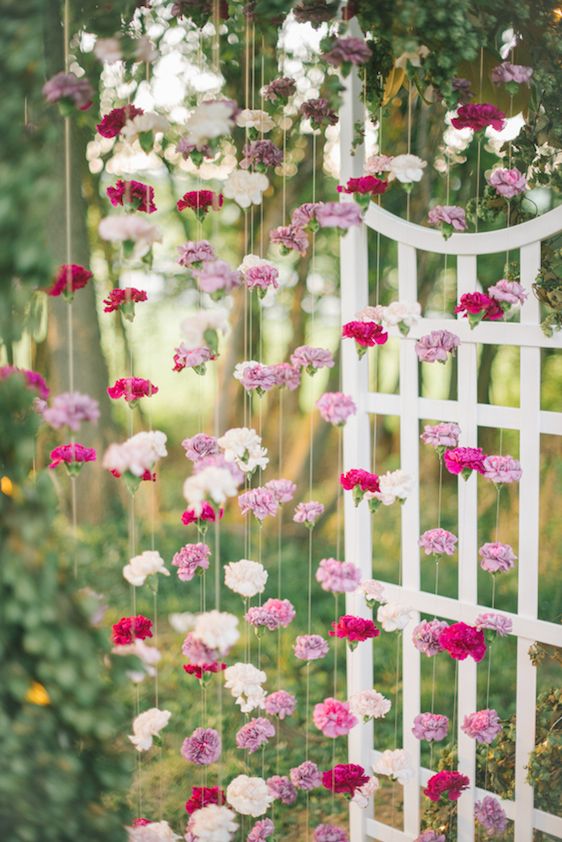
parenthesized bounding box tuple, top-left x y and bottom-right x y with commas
(49, 442, 97, 472)
(412, 712, 449, 742)
(444, 446, 486, 479)
(266, 776, 296, 805)
(491, 62, 533, 86)
(107, 377, 158, 404)
(265, 479, 296, 504)
(415, 330, 460, 363)
(264, 690, 296, 719)
(323, 36, 372, 68)
(172, 543, 211, 581)
(313, 698, 357, 737)
(42, 391, 99, 431)
(329, 615, 379, 646)
(439, 622, 486, 662)
(313, 824, 349, 842)
(424, 770, 470, 802)
(454, 292, 503, 326)
(462, 709, 502, 743)
(181, 727, 221, 764)
(316, 558, 362, 593)
(97, 105, 144, 138)
(482, 454, 522, 483)
(342, 321, 388, 357)
(488, 167, 527, 199)
(238, 487, 279, 521)
(245, 598, 296, 630)
(451, 103, 505, 132)
(182, 433, 219, 463)
(107, 179, 156, 213)
(479, 542, 517, 573)
(234, 361, 278, 394)
(245, 263, 280, 294)
(178, 240, 216, 268)
(43, 72, 93, 110)
(293, 634, 329, 661)
(427, 205, 467, 237)
(321, 764, 370, 796)
(247, 818, 275, 842)
(316, 392, 357, 425)
(412, 619, 449, 657)
(192, 260, 241, 298)
(293, 500, 324, 527)
(241, 140, 284, 170)
(475, 612, 513, 637)
(235, 717, 275, 753)
(173, 345, 215, 374)
(475, 796, 508, 835)
(420, 422, 461, 449)
(103, 287, 147, 320)
(290, 345, 335, 375)
(290, 760, 322, 790)
(419, 528, 458, 556)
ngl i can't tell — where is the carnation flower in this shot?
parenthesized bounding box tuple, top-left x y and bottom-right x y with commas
(313, 826, 349, 842)
(236, 109, 275, 133)
(316, 558, 361, 593)
(462, 709, 502, 743)
(178, 240, 216, 268)
(177, 190, 223, 220)
(377, 602, 414, 632)
(48, 442, 96, 474)
(415, 830, 446, 842)
(293, 500, 324, 527)
(419, 528, 458, 556)
(451, 103, 505, 133)
(224, 559, 268, 598)
(246, 599, 296, 631)
(266, 776, 297, 805)
(121, 112, 170, 146)
(348, 689, 391, 722)
(293, 634, 329, 661)
(415, 330, 460, 363)
(173, 344, 215, 374)
(241, 140, 283, 171)
(475, 612, 513, 636)
(107, 179, 156, 213)
(123, 551, 169, 586)
(316, 202, 363, 231)
(234, 361, 278, 394)
(103, 287, 147, 321)
(42, 391, 99, 431)
(217, 427, 268, 474)
(262, 76, 296, 102)
(322, 764, 370, 797)
(182, 434, 219, 463)
(129, 707, 171, 751)
(488, 278, 527, 306)
(424, 770, 470, 801)
(224, 663, 267, 712)
(238, 487, 279, 522)
(323, 36, 372, 70)
(412, 619, 449, 657)
(193, 260, 241, 299)
(193, 611, 239, 656)
(412, 713, 449, 742)
(172, 543, 211, 582)
(182, 632, 219, 665)
(444, 446, 486, 479)
(370, 469, 412, 508)
(264, 690, 296, 719)
(43, 72, 93, 111)
(313, 697, 357, 738)
(112, 615, 153, 646)
(181, 502, 223, 531)
(337, 176, 388, 208)
(94, 37, 121, 62)
(182, 727, 222, 765)
(455, 292, 503, 327)
(107, 377, 158, 406)
(291, 202, 324, 229)
(340, 469, 380, 507)
(439, 622, 486, 662)
(389, 154, 427, 185)
(487, 167, 527, 198)
(474, 796, 508, 836)
(342, 321, 388, 358)
(290, 345, 335, 375)
(264, 479, 296, 504)
(47, 264, 92, 299)
(316, 392, 357, 425)
(290, 761, 322, 790)
(183, 465, 238, 513)
(183, 662, 226, 683)
(236, 718, 275, 753)
(329, 615, 379, 648)
(351, 775, 380, 809)
(482, 455, 522, 483)
(299, 97, 338, 128)
(375, 300, 421, 334)
(360, 579, 386, 606)
(98, 215, 162, 258)
(97, 105, 144, 138)
(226, 775, 274, 817)
(373, 749, 414, 784)
(127, 819, 180, 841)
(491, 62, 533, 87)
(427, 205, 467, 238)
(269, 224, 309, 255)
(187, 804, 238, 842)
(222, 170, 269, 209)
(182, 100, 235, 150)
(420, 423, 461, 450)
(365, 154, 394, 175)
(0, 366, 49, 399)
(247, 818, 274, 842)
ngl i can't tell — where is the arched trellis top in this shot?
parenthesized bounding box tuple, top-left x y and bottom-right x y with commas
(364, 201, 562, 255)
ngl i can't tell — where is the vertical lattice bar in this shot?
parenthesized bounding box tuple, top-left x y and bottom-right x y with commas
(397, 242, 421, 835)
(455, 255, 478, 842)
(339, 36, 374, 842)
(513, 241, 541, 842)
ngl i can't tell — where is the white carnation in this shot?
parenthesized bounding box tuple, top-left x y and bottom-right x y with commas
(184, 101, 234, 148)
(94, 37, 121, 63)
(128, 707, 171, 752)
(369, 469, 412, 506)
(349, 689, 391, 721)
(217, 427, 269, 474)
(389, 154, 427, 184)
(123, 550, 169, 587)
(99, 216, 162, 258)
(355, 304, 385, 323)
(127, 820, 180, 841)
(235, 109, 275, 133)
(380, 301, 421, 328)
(193, 610, 240, 655)
(377, 602, 414, 632)
(226, 774, 274, 816)
(224, 559, 268, 598)
(222, 169, 269, 209)
(121, 112, 170, 140)
(180, 307, 230, 348)
(351, 775, 380, 808)
(373, 749, 414, 784)
(183, 465, 238, 511)
(188, 804, 238, 842)
(224, 663, 267, 713)
(103, 431, 167, 477)
(168, 612, 196, 633)
(360, 579, 386, 605)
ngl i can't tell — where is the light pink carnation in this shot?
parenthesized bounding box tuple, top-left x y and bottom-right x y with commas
(247, 818, 275, 842)
(291, 202, 323, 228)
(246, 599, 296, 631)
(270, 224, 309, 255)
(316, 392, 357, 425)
(420, 422, 461, 449)
(475, 612, 513, 637)
(293, 500, 324, 526)
(313, 698, 357, 738)
(192, 259, 241, 296)
(313, 825, 349, 842)
(412, 713, 449, 742)
(316, 557, 362, 593)
(270, 362, 301, 391)
(238, 487, 279, 521)
(479, 542, 517, 573)
(234, 361, 278, 393)
(236, 717, 275, 753)
(245, 263, 280, 291)
(264, 690, 296, 719)
(488, 167, 527, 199)
(475, 796, 508, 836)
(293, 634, 329, 661)
(264, 479, 296, 504)
(419, 528, 458, 556)
(412, 619, 448, 657)
(488, 279, 527, 305)
(462, 709, 502, 743)
(42, 391, 100, 431)
(178, 240, 216, 267)
(482, 454, 522, 483)
(315, 201, 362, 229)
(182, 434, 219, 463)
(427, 205, 467, 232)
(173, 344, 215, 373)
(491, 62, 533, 85)
(415, 330, 460, 363)
(290, 345, 335, 373)
(172, 543, 211, 581)
(290, 760, 322, 790)
(182, 632, 220, 665)
(266, 775, 297, 805)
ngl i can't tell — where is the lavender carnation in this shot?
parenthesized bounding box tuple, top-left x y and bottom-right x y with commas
(181, 727, 222, 764)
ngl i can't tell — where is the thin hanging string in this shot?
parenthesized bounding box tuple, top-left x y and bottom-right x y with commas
(442, 165, 451, 311)
(429, 457, 444, 769)
(475, 47, 484, 233)
(390, 630, 403, 825)
(406, 80, 412, 222)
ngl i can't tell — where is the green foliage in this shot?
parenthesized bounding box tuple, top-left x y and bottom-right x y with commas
(0, 376, 132, 840)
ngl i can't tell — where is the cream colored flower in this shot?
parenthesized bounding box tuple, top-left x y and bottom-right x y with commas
(222, 169, 269, 208)
(224, 559, 268, 598)
(193, 610, 240, 654)
(123, 551, 169, 587)
(128, 707, 171, 751)
(377, 602, 414, 632)
(236, 109, 275, 133)
(389, 154, 427, 184)
(226, 774, 274, 816)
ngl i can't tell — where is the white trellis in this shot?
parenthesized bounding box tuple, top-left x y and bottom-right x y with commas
(339, 43, 562, 842)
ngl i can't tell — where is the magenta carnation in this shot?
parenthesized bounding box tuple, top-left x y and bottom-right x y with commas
(97, 105, 144, 138)
(107, 179, 156, 213)
(424, 770, 470, 802)
(439, 622, 486, 662)
(329, 615, 379, 645)
(112, 615, 153, 645)
(107, 377, 158, 405)
(342, 321, 388, 356)
(47, 264, 92, 298)
(321, 764, 369, 796)
(455, 292, 503, 326)
(444, 446, 486, 478)
(451, 103, 505, 132)
(48, 442, 96, 473)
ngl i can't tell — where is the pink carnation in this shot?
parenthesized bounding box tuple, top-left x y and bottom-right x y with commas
(42, 392, 99, 431)
(241, 140, 284, 170)
(267, 775, 297, 805)
(192, 260, 241, 296)
(313, 698, 358, 738)
(47, 264, 92, 298)
(482, 455, 522, 483)
(314, 825, 349, 842)
(337, 175, 388, 197)
(412, 713, 449, 742)
(173, 344, 215, 373)
(178, 240, 216, 267)
(182, 434, 219, 463)
(444, 446, 486, 478)
(479, 542, 517, 573)
(290, 761, 322, 790)
(236, 717, 275, 753)
(342, 321, 388, 353)
(455, 292, 503, 325)
(290, 345, 335, 373)
(264, 690, 296, 719)
(451, 103, 505, 132)
(491, 62, 533, 86)
(316, 558, 362, 593)
(246, 598, 296, 630)
(315, 202, 362, 229)
(424, 770, 470, 802)
(415, 330, 460, 363)
(245, 263, 280, 292)
(238, 487, 279, 521)
(329, 615, 379, 644)
(103, 287, 147, 319)
(419, 528, 458, 556)
(265, 479, 296, 504)
(475, 612, 513, 637)
(172, 543, 211, 581)
(270, 362, 301, 391)
(323, 36, 372, 67)
(235, 361, 279, 393)
(112, 615, 153, 645)
(43, 72, 93, 110)
(439, 622, 486, 662)
(475, 796, 508, 836)
(107, 179, 156, 213)
(427, 205, 467, 234)
(182, 632, 220, 665)
(316, 392, 357, 425)
(262, 76, 296, 102)
(488, 167, 527, 199)
(0, 366, 49, 400)
(293, 500, 324, 526)
(107, 377, 158, 403)
(177, 190, 223, 218)
(461, 709, 502, 743)
(420, 422, 461, 449)
(488, 279, 527, 305)
(181, 727, 222, 764)
(293, 634, 329, 661)
(299, 97, 338, 128)
(291, 202, 324, 228)
(270, 224, 309, 255)
(48, 442, 96, 472)
(412, 619, 449, 657)
(247, 818, 275, 842)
